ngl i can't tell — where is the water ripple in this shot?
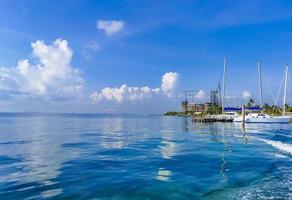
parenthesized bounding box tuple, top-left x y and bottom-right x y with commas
(0, 114, 291, 199)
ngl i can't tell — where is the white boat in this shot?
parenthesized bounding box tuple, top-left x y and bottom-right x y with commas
(233, 113, 291, 123)
(219, 58, 239, 121)
(234, 63, 292, 124)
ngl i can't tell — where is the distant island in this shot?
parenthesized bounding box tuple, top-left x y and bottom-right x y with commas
(163, 111, 185, 116)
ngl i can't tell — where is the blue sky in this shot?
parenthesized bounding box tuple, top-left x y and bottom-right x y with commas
(0, 0, 292, 113)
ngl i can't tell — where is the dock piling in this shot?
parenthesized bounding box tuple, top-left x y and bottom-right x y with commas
(242, 105, 246, 124)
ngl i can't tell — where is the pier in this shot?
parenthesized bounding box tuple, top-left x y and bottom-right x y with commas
(192, 114, 234, 123)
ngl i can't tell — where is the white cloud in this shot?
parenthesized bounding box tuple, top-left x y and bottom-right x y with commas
(82, 41, 100, 60)
(97, 20, 125, 36)
(242, 90, 251, 99)
(161, 72, 179, 97)
(0, 39, 83, 100)
(195, 90, 206, 99)
(90, 84, 160, 103)
(84, 41, 100, 51)
(90, 72, 179, 103)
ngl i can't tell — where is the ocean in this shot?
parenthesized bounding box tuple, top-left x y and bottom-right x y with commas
(0, 113, 291, 199)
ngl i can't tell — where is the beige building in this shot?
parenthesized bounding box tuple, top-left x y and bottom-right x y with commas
(183, 103, 211, 113)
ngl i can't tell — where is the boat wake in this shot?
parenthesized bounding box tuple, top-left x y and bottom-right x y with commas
(256, 138, 292, 155)
(232, 130, 292, 155)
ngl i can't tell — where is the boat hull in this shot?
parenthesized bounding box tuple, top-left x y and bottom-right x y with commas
(233, 116, 291, 123)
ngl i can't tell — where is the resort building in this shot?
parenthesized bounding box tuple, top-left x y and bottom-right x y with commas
(188, 103, 205, 112)
(182, 103, 212, 113)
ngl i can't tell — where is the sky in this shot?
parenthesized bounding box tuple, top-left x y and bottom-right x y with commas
(0, 0, 292, 113)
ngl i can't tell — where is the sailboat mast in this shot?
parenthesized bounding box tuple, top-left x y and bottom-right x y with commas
(258, 60, 263, 105)
(222, 57, 227, 114)
(283, 64, 288, 115)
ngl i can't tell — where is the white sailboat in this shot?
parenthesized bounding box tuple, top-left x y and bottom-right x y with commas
(234, 63, 292, 123)
(219, 57, 240, 120)
(207, 57, 240, 121)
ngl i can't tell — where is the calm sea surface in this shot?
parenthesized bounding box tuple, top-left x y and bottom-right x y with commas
(0, 113, 291, 199)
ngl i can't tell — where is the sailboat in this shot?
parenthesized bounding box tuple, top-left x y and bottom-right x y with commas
(233, 63, 292, 123)
(207, 57, 240, 121)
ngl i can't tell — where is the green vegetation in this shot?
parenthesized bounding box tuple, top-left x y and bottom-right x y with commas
(263, 103, 292, 116)
(209, 105, 222, 114)
(163, 111, 181, 116)
(164, 104, 222, 117)
(244, 98, 292, 116)
(164, 111, 204, 117)
(246, 98, 255, 107)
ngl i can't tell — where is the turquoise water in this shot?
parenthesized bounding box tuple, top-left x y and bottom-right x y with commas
(0, 113, 291, 199)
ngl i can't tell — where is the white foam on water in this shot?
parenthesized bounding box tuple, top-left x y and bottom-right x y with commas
(205, 175, 292, 200)
(223, 131, 292, 157)
(274, 153, 288, 159)
(41, 188, 63, 198)
(256, 138, 292, 155)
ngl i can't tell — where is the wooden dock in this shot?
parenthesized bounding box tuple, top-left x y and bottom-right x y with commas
(192, 114, 234, 123)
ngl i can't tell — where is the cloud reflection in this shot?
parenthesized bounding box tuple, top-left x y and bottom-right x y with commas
(160, 141, 176, 159)
(0, 116, 81, 198)
(156, 168, 172, 181)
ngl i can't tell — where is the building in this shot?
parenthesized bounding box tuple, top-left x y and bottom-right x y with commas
(210, 90, 220, 105)
(204, 102, 213, 113)
(180, 90, 220, 113)
(181, 100, 188, 113)
(182, 103, 211, 113)
(188, 103, 205, 112)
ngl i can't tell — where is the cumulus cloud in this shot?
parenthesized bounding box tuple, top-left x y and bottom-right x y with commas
(0, 39, 83, 100)
(97, 20, 125, 35)
(161, 72, 179, 97)
(195, 90, 206, 99)
(242, 90, 251, 99)
(90, 72, 179, 103)
(90, 84, 160, 103)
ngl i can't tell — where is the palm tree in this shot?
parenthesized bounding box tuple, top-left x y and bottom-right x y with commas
(246, 98, 255, 107)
